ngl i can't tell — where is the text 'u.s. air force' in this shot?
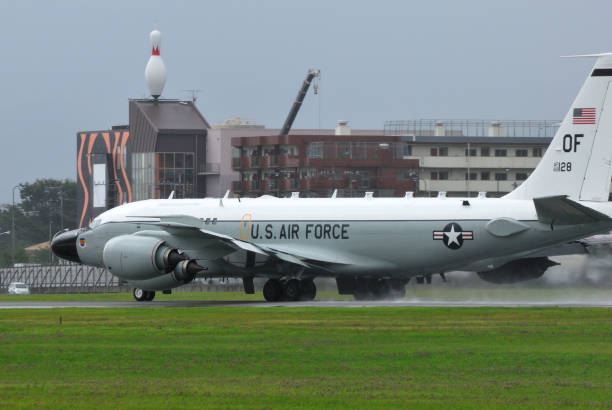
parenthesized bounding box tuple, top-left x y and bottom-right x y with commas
(248, 223, 350, 240)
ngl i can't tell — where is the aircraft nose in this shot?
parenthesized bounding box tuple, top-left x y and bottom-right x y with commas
(51, 229, 81, 263)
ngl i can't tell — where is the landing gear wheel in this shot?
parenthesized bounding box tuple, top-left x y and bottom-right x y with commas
(263, 279, 282, 302)
(354, 279, 373, 301)
(283, 279, 301, 301)
(133, 288, 147, 302)
(373, 280, 391, 300)
(299, 279, 316, 301)
(145, 291, 156, 301)
(353, 290, 371, 301)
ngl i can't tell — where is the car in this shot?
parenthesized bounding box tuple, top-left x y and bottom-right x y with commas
(8, 282, 30, 295)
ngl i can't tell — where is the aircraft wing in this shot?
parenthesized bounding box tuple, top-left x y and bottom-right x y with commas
(129, 215, 349, 271)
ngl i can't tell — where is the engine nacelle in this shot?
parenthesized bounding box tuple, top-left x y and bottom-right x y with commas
(477, 257, 559, 284)
(103, 235, 188, 280)
(126, 259, 205, 291)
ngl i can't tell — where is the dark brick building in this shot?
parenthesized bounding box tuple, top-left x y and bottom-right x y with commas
(231, 134, 419, 197)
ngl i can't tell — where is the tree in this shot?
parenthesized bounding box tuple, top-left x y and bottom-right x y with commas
(0, 179, 77, 267)
(19, 179, 77, 230)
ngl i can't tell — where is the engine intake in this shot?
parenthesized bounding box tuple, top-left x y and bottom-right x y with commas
(477, 257, 559, 284)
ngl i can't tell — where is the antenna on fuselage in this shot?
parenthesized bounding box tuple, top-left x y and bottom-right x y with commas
(220, 190, 230, 207)
(168, 191, 175, 199)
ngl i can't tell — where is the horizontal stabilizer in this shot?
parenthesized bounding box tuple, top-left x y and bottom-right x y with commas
(533, 196, 611, 225)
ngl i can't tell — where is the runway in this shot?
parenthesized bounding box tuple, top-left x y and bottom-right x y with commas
(1, 300, 612, 309)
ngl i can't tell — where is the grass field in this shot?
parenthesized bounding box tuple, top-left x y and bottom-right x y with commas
(1, 306, 612, 408)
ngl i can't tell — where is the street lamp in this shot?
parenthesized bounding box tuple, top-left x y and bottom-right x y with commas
(11, 185, 19, 265)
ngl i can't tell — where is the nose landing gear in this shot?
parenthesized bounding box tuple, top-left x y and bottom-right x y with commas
(133, 288, 156, 301)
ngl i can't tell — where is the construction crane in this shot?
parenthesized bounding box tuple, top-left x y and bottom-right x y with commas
(279, 69, 320, 136)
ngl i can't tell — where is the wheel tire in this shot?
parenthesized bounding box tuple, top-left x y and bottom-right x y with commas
(299, 279, 316, 301)
(354, 279, 373, 301)
(353, 290, 371, 301)
(145, 291, 156, 301)
(374, 280, 391, 300)
(133, 288, 147, 302)
(283, 279, 301, 301)
(263, 279, 282, 302)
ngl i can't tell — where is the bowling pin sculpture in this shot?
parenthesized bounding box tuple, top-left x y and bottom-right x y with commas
(145, 30, 166, 99)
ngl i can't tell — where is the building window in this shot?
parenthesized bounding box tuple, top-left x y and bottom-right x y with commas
(481, 147, 490, 156)
(494, 149, 507, 157)
(439, 147, 448, 156)
(495, 173, 507, 181)
(155, 152, 195, 199)
(403, 144, 412, 156)
(515, 149, 528, 157)
(431, 171, 438, 180)
(465, 148, 477, 157)
(533, 147, 544, 157)
(516, 172, 528, 180)
(397, 169, 418, 180)
(465, 172, 477, 180)
(358, 171, 370, 188)
(430, 148, 438, 156)
(481, 171, 490, 180)
(307, 142, 323, 158)
(439, 171, 449, 180)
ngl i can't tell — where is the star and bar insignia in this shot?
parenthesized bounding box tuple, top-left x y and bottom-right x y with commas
(433, 222, 473, 250)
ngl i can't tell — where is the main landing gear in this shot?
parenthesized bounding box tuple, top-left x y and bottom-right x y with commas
(336, 276, 407, 301)
(263, 278, 316, 302)
(133, 288, 156, 302)
(353, 279, 406, 301)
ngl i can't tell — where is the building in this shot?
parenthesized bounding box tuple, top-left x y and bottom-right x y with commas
(384, 120, 557, 197)
(204, 118, 385, 197)
(231, 133, 419, 197)
(76, 125, 131, 228)
(76, 99, 209, 227)
(230, 119, 558, 198)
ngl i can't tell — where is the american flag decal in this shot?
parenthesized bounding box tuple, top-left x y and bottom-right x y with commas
(573, 107, 596, 124)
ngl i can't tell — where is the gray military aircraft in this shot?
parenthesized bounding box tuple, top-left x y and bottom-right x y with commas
(52, 53, 612, 301)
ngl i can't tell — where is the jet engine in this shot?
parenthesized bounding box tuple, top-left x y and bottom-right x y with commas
(476, 257, 559, 284)
(103, 235, 204, 286)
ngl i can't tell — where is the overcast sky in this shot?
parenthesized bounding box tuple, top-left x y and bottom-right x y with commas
(0, 0, 611, 204)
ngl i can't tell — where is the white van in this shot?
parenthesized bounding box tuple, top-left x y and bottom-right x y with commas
(8, 282, 30, 295)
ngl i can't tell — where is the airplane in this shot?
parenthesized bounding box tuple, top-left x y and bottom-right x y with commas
(52, 52, 612, 302)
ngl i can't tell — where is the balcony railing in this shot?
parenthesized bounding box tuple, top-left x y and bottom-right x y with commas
(198, 162, 220, 174)
(384, 119, 560, 138)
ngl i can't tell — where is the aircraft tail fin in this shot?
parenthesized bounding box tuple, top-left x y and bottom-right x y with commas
(506, 54, 612, 202)
(533, 195, 611, 225)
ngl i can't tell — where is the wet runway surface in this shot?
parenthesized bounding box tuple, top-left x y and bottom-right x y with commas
(2, 300, 612, 309)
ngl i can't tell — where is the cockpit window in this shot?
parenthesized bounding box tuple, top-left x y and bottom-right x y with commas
(89, 218, 102, 229)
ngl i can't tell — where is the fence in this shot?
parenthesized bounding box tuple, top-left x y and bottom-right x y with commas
(0, 264, 243, 294)
(384, 119, 560, 138)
